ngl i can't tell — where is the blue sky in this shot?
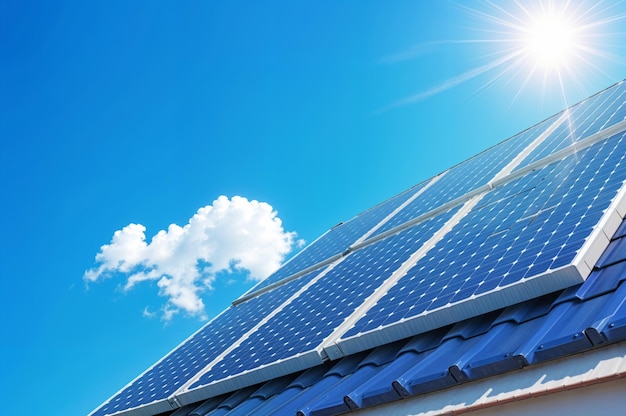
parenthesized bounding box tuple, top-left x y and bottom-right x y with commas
(1, 1, 626, 415)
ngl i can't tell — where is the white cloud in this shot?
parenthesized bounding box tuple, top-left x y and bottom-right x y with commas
(84, 196, 302, 321)
(142, 306, 157, 319)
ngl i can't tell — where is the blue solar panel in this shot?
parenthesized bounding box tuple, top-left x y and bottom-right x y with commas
(370, 115, 560, 237)
(188, 206, 461, 388)
(515, 81, 626, 171)
(342, 130, 626, 343)
(90, 270, 314, 416)
(247, 181, 431, 293)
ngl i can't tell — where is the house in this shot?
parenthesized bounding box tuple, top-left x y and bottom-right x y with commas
(91, 80, 626, 416)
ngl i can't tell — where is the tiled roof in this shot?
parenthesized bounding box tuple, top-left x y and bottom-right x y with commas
(157, 217, 626, 416)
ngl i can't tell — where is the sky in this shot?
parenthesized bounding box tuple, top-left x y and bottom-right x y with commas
(1, 1, 626, 415)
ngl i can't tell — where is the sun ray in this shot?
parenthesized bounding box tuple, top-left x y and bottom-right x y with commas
(456, 0, 626, 106)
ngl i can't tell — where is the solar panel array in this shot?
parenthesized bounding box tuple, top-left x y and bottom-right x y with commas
(191, 206, 461, 387)
(93, 272, 314, 416)
(91, 80, 626, 416)
(247, 182, 429, 293)
(340, 130, 626, 352)
(515, 81, 626, 171)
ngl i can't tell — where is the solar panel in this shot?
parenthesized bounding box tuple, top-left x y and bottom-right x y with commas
(186, 206, 461, 396)
(514, 81, 626, 171)
(339, 131, 626, 354)
(244, 179, 434, 294)
(370, 114, 561, 237)
(91, 80, 626, 416)
(90, 271, 317, 416)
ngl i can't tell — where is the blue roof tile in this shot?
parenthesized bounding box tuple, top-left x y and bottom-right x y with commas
(246, 365, 331, 416)
(397, 325, 451, 354)
(301, 365, 381, 416)
(490, 293, 558, 326)
(204, 386, 257, 416)
(442, 310, 500, 341)
(298, 342, 403, 415)
(460, 320, 539, 379)
(530, 296, 606, 363)
(392, 335, 484, 397)
(590, 280, 626, 345)
(188, 396, 224, 416)
(576, 261, 626, 300)
(221, 376, 292, 416)
(343, 348, 417, 409)
(596, 238, 626, 268)
(269, 353, 366, 416)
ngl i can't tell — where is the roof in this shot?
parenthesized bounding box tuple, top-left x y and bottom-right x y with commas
(153, 212, 626, 416)
(92, 81, 626, 416)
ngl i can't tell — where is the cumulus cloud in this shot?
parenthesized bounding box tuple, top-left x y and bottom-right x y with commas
(84, 196, 302, 320)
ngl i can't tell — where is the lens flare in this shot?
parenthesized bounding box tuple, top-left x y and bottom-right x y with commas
(466, 0, 625, 102)
(382, 1, 625, 112)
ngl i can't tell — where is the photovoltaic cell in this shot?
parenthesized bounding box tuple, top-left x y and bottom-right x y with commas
(344, 131, 626, 338)
(91, 271, 314, 416)
(515, 81, 626, 171)
(248, 182, 430, 292)
(370, 115, 560, 237)
(189, 206, 461, 388)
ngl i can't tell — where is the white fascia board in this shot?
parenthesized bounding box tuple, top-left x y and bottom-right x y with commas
(575, 174, 626, 276)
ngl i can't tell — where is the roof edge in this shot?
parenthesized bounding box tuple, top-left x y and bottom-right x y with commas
(353, 340, 626, 416)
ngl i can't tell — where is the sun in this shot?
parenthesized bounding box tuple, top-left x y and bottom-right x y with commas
(523, 12, 577, 69)
(453, 0, 625, 103)
(507, 1, 591, 83)
(383, 0, 624, 111)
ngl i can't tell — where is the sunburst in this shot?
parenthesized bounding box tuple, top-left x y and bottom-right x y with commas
(464, 0, 625, 105)
(380, 0, 625, 112)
